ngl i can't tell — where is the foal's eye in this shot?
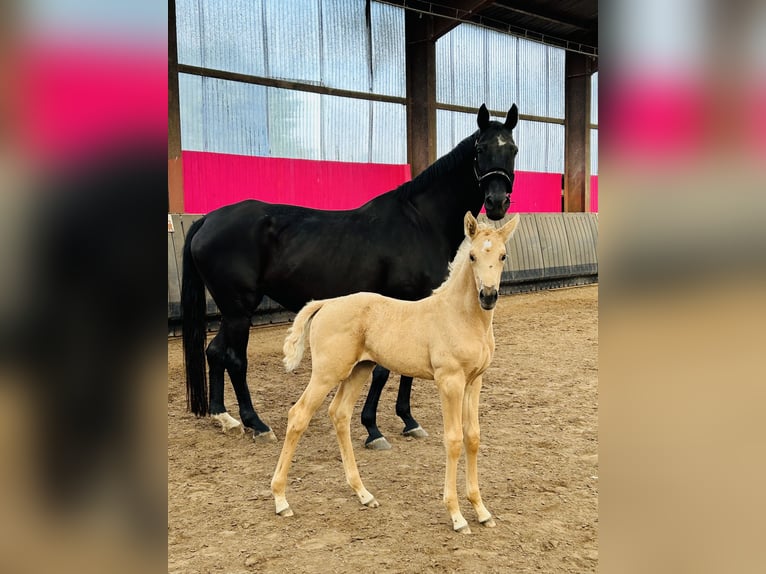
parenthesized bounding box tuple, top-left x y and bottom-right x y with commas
(500, 253, 507, 261)
(469, 253, 476, 262)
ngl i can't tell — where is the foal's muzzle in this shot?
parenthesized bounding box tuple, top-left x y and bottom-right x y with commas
(479, 286, 499, 310)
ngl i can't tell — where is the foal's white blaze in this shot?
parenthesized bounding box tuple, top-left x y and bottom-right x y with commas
(482, 240, 492, 251)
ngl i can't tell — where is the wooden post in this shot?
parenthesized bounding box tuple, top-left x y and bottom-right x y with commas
(405, 12, 437, 178)
(564, 52, 593, 212)
(168, 0, 185, 213)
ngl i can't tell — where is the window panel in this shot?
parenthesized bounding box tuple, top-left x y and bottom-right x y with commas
(322, 0, 370, 91)
(371, 1, 406, 97)
(590, 129, 599, 175)
(372, 101, 406, 163)
(176, 0, 202, 66)
(517, 38, 549, 118)
(516, 119, 547, 172)
(486, 30, 517, 112)
(264, 0, 321, 83)
(268, 88, 321, 159)
(179, 73, 269, 156)
(322, 95, 370, 162)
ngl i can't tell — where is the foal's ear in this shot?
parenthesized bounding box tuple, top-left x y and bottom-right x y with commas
(499, 213, 520, 242)
(504, 104, 518, 129)
(477, 104, 490, 130)
(464, 211, 479, 239)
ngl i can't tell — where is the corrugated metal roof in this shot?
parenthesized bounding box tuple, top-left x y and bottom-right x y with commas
(382, 0, 597, 56)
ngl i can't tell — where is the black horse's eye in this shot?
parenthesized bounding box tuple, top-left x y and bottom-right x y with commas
(469, 253, 476, 262)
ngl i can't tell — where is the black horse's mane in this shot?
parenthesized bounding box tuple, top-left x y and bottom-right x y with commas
(393, 131, 478, 201)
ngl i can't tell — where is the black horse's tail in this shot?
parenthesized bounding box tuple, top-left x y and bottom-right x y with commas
(182, 217, 209, 416)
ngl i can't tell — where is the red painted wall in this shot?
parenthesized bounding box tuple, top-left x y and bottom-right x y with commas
(182, 151, 567, 214)
(590, 175, 599, 212)
(183, 152, 412, 213)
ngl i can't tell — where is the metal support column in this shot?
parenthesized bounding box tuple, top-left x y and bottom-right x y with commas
(564, 52, 594, 212)
(405, 12, 437, 178)
(168, 0, 185, 213)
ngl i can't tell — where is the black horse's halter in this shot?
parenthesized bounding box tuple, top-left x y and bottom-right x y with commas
(473, 138, 514, 189)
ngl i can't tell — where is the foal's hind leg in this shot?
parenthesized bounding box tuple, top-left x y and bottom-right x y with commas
(272, 371, 339, 517)
(462, 376, 494, 527)
(329, 362, 379, 508)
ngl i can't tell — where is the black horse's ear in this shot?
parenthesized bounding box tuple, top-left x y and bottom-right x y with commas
(477, 104, 490, 130)
(505, 104, 519, 129)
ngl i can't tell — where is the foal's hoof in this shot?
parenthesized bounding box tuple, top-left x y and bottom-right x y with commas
(252, 429, 277, 443)
(455, 524, 472, 534)
(480, 517, 497, 528)
(402, 425, 428, 438)
(364, 498, 380, 509)
(276, 505, 294, 517)
(211, 413, 243, 434)
(364, 437, 392, 450)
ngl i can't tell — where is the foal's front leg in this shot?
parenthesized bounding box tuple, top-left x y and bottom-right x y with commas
(463, 375, 495, 527)
(437, 375, 470, 533)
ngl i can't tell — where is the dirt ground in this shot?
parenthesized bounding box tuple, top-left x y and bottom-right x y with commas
(168, 285, 598, 573)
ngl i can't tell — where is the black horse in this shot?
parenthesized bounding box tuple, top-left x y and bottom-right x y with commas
(182, 103, 518, 448)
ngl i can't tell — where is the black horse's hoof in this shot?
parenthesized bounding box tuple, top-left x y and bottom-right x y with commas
(402, 425, 428, 438)
(252, 429, 277, 443)
(364, 437, 392, 450)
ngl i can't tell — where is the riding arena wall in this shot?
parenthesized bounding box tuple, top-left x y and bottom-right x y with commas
(168, 210, 598, 336)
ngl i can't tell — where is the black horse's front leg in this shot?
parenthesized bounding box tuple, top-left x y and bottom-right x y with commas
(395, 376, 427, 438)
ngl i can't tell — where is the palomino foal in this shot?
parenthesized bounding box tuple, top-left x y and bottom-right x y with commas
(271, 212, 520, 533)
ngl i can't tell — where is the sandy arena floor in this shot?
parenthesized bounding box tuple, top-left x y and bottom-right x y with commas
(168, 285, 598, 573)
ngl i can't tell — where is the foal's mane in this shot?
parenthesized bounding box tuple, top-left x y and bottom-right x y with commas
(393, 132, 478, 201)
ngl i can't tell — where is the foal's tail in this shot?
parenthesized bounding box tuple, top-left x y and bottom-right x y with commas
(181, 217, 209, 416)
(283, 300, 325, 372)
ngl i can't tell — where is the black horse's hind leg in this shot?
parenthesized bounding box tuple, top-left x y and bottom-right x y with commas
(207, 315, 272, 438)
(361, 368, 426, 449)
(226, 315, 274, 439)
(395, 376, 427, 438)
(361, 365, 392, 449)
(206, 329, 230, 417)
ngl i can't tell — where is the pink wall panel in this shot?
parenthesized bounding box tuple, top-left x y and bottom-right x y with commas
(510, 171, 562, 213)
(182, 152, 566, 214)
(590, 175, 599, 212)
(183, 152, 412, 213)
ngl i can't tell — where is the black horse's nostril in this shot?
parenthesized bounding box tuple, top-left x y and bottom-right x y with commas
(485, 196, 496, 210)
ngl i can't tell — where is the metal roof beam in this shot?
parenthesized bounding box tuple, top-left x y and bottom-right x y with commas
(428, 0, 498, 40)
(493, 2, 593, 32)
